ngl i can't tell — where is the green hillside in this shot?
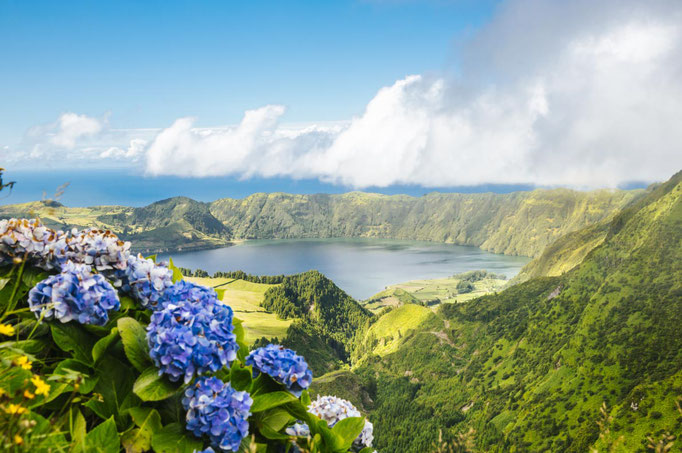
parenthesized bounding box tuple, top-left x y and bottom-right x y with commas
(0, 188, 640, 257)
(365, 270, 509, 311)
(258, 271, 374, 375)
(210, 188, 641, 257)
(0, 197, 232, 253)
(332, 171, 682, 451)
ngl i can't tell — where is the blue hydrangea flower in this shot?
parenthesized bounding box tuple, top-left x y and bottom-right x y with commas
(147, 288, 238, 383)
(28, 261, 120, 326)
(119, 254, 173, 309)
(182, 376, 252, 452)
(246, 344, 313, 397)
(156, 279, 219, 311)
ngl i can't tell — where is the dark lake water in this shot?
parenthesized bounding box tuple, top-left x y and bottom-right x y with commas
(159, 238, 530, 300)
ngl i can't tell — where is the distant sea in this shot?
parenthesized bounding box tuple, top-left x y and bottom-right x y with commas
(1, 169, 539, 207)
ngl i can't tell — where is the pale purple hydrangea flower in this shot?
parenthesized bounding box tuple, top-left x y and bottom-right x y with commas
(246, 344, 313, 397)
(28, 261, 120, 326)
(183, 376, 252, 452)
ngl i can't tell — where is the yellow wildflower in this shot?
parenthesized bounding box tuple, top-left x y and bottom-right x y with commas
(4, 403, 27, 415)
(31, 375, 50, 396)
(14, 434, 23, 445)
(0, 388, 7, 398)
(0, 323, 15, 336)
(23, 390, 35, 399)
(14, 356, 32, 370)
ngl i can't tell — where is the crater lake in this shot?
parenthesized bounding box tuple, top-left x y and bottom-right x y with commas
(159, 238, 530, 300)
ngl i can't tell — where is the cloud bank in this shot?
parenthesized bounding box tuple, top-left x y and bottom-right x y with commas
(7, 0, 682, 188)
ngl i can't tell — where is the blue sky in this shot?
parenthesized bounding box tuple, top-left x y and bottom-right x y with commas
(2, 0, 682, 197)
(0, 0, 496, 141)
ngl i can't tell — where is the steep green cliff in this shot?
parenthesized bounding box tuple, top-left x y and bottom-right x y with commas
(341, 171, 682, 451)
(210, 189, 641, 257)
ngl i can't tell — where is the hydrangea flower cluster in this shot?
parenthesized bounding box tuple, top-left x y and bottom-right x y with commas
(55, 228, 131, 273)
(119, 254, 174, 309)
(246, 344, 313, 397)
(289, 395, 374, 450)
(28, 261, 120, 326)
(182, 376, 252, 452)
(0, 218, 63, 269)
(156, 279, 219, 312)
(147, 282, 238, 383)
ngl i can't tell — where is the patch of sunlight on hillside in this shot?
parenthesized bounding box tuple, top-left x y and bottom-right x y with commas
(364, 304, 434, 356)
(186, 277, 292, 343)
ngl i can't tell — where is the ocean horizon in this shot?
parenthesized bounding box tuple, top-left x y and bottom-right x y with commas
(1, 169, 543, 207)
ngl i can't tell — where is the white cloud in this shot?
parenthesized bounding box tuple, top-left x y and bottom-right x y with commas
(9, 0, 682, 188)
(49, 113, 103, 149)
(141, 0, 682, 187)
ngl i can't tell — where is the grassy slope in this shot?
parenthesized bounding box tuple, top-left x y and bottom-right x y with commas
(340, 172, 682, 452)
(210, 188, 642, 257)
(364, 275, 508, 311)
(357, 304, 435, 357)
(185, 276, 292, 344)
(512, 221, 610, 283)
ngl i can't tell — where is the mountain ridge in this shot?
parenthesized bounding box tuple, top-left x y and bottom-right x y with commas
(0, 187, 643, 257)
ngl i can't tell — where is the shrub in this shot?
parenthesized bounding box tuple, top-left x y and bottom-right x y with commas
(0, 218, 375, 452)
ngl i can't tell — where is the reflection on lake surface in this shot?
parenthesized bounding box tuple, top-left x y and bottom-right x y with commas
(159, 238, 530, 300)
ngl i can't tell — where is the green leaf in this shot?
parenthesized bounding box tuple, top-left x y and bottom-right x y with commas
(117, 317, 151, 372)
(70, 408, 87, 452)
(0, 338, 48, 355)
(300, 390, 311, 407)
(52, 358, 99, 395)
(84, 417, 120, 453)
(92, 327, 119, 363)
(215, 288, 226, 300)
(151, 423, 203, 453)
(168, 258, 184, 283)
(259, 407, 292, 432)
(330, 417, 366, 451)
(251, 391, 298, 412)
(120, 296, 136, 311)
(51, 323, 96, 363)
(233, 321, 246, 345)
(85, 356, 136, 423)
(145, 254, 157, 263)
(128, 406, 163, 434)
(258, 423, 291, 440)
(121, 428, 148, 453)
(229, 361, 252, 392)
(0, 277, 10, 291)
(122, 407, 163, 453)
(133, 367, 180, 402)
(72, 408, 87, 445)
(358, 448, 374, 453)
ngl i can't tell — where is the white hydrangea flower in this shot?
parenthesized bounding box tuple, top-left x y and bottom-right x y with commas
(307, 395, 374, 450)
(58, 228, 131, 272)
(0, 218, 63, 269)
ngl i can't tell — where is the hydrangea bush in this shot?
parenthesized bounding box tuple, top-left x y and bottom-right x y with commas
(0, 219, 375, 452)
